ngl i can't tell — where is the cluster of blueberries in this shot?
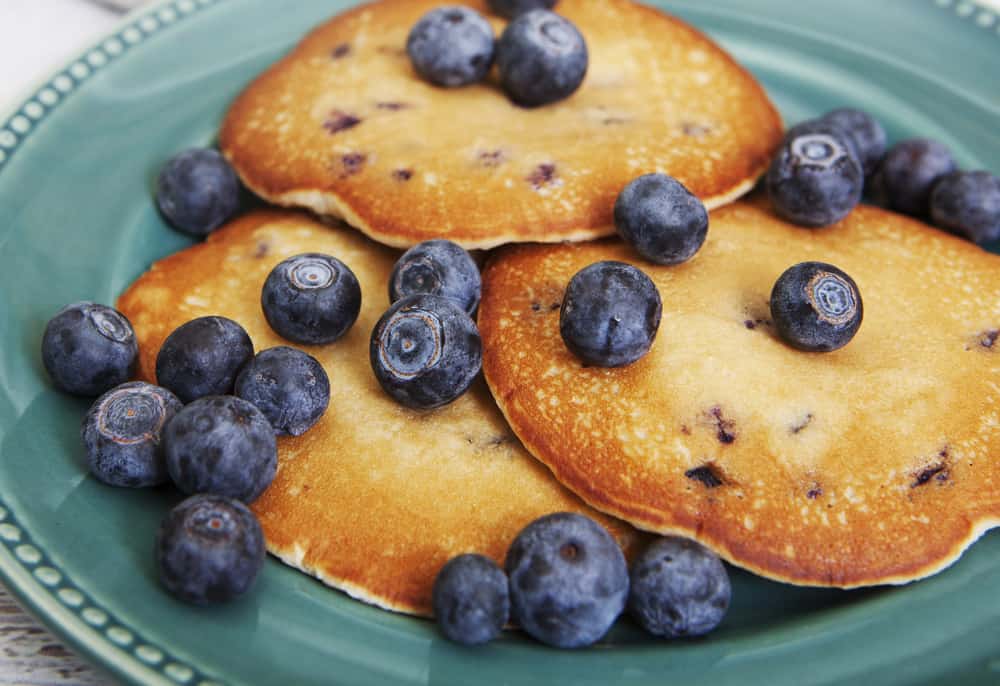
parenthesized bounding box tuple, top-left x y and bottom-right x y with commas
(407, 0, 588, 108)
(768, 108, 1000, 244)
(434, 514, 731, 647)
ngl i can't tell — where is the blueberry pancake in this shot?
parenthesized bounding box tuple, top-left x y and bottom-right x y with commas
(117, 210, 638, 615)
(480, 199, 1000, 587)
(219, 0, 782, 249)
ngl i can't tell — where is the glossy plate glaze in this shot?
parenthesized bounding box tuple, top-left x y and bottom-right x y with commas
(0, 1, 998, 684)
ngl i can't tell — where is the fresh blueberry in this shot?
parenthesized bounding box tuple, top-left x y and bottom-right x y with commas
(560, 261, 662, 367)
(767, 121, 864, 228)
(389, 240, 481, 315)
(156, 149, 241, 237)
(770, 261, 863, 353)
(496, 10, 588, 108)
(370, 294, 482, 410)
(487, 0, 557, 19)
(614, 174, 709, 266)
(163, 396, 277, 504)
(41, 302, 138, 397)
(82, 382, 183, 488)
(820, 108, 887, 177)
(432, 554, 510, 646)
(505, 512, 628, 649)
(235, 346, 330, 437)
(628, 537, 731, 639)
(156, 494, 265, 605)
(930, 171, 1000, 244)
(407, 6, 495, 88)
(261, 253, 362, 346)
(880, 139, 957, 216)
(155, 316, 254, 404)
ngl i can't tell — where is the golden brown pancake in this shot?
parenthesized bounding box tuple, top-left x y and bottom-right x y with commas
(117, 210, 639, 616)
(479, 199, 1000, 587)
(220, 0, 781, 249)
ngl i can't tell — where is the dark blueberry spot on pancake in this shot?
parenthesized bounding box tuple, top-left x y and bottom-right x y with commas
(531, 303, 542, 312)
(332, 43, 351, 59)
(340, 153, 367, 177)
(393, 168, 413, 182)
(377, 102, 412, 111)
(685, 465, 724, 488)
(807, 485, 823, 499)
(980, 330, 999, 349)
(254, 242, 270, 258)
(324, 110, 362, 134)
(912, 447, 950, 487)
(479, 150, 506, 168)
(706, 406, 736, 444)
(528, 163, 558, 189)
(790, 413, 814, 435)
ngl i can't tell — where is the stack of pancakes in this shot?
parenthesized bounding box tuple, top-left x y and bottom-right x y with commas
(118, 0, 1000, 616)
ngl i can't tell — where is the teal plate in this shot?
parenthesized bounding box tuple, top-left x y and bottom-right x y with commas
(1, 0, 999, 684)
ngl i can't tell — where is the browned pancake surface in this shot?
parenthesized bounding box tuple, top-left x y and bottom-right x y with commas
(220, 0, 781, 249)
(480, 200, 1000, 587)
(117, 211, 638, 615)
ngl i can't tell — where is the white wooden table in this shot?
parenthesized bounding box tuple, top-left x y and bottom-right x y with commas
(3, 0, 1000, 684)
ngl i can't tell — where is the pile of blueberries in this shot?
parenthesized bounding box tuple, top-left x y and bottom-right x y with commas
(38, 0, 1000, 649)
(407, 0, 588, 108)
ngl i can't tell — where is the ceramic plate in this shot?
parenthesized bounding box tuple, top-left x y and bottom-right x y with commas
(1, 0, 999, 684)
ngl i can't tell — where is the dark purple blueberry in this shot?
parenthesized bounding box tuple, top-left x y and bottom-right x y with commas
(156, 494, 265, 605)
(880, 139, 957, 216)
(163, 396, 277, 504)
(41, 302, 138, 397)
(930, 171, 1000, 244)
(614, 174, 709, 266)
(155, 316, 254, 404)
(505, 513, 628, 649)
(496, 10, 588, 108)
(767, 121, 864, 228)
(628, 537, 731, 639)
(820, 108, 887, 177)
(370, 294, 482, 410)
(261, 253, 362, 346)
(389, 240, 481, 315)
(560, 261, 662, 367)
(487, 0, 557, 19)
(770, 262, 863, 353)
(235, 346, 330, 437)
(432, 554, 509, 646)
(156, 149, 241, 237)
(407, 6, 495, 88)
(82, 382, 182, 488)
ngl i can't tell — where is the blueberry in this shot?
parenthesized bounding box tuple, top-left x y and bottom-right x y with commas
(767, 121, 864, 228)
(487, 0, 557, 19)
(614, 174, 709, 266)
(41, 302, 138, 397)
(156, 494, 265, 605)
(497, 10, 588, 108)
(820, 108, 887, 177)
(156, 149, 241, 237)
(370, 294, 482, 410)
(261, 253, 362, 346)
(627, 537, 731, 639)
(880, 139, 957, 216)
(389, 240, 481, 315)
(163, 396, 277, 504)
(82, 382, 183, 488)
(505, 513, 628, 648)
(930, 171, 1000, 244)
(432, 554, 509, 646)
(770, 261, 863, 353)
(155, 316, 254, 404)
(559, 261, 662, 367)
(407, 6, 495, 88)
(235, 346, 330, 437)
